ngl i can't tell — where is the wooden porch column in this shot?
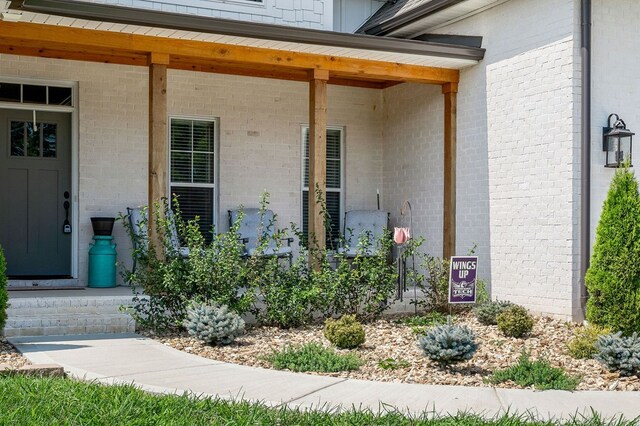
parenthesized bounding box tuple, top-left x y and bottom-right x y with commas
(442, 82, 458, 260)
(148, 52, 170, 251)
(308, 69, 329, 268)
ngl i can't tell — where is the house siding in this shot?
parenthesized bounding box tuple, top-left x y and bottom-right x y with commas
(0, 55, 383, 284)
(81, 0, 332, 29)
(382, 0, 582, 319)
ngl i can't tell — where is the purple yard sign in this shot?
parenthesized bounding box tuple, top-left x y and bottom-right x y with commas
(448, 256, 478, 304)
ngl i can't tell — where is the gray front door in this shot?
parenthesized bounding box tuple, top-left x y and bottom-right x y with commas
(0, 109, 72, 277)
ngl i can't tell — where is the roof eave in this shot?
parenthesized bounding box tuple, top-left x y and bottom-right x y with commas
(14, 0, 485, 61)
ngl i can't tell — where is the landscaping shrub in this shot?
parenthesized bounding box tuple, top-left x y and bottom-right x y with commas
(496, 305, 534, 338)
(566, 324, 611, 359)
(377, 358, 410, 370)
(324, 315, 365, 349)
(595, 332, 640, 376)
(0, 245, 7, 334)
(266, 343, 363, 373)
(487, 351, 580, 391)
(418, 324, 477, 365)
(586, 166, 640, 335)
(474, 300, 513, 326)
(184, 301, 245, 345)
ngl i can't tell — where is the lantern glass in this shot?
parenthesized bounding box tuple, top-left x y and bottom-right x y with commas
(603, 124, 634, 168)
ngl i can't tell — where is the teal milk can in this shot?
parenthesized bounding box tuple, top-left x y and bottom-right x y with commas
(88, 236, 117, 288)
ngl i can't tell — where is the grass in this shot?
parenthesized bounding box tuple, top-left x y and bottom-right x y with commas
(378, 357, 410, 370)
(396, 312, 448, 334)
(265, 342, 363, 372)
(0, 375, 636, 425)
(487, 352, 581, 391)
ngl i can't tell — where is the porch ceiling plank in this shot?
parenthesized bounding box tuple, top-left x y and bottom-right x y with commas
(0, 21, 459, 84)
(308, 69, 329, 268)
(442, 82, 457, 260)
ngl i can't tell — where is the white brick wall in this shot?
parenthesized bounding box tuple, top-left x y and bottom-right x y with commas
(590, 0, 640, 254)
(83, 0, 332, 30)
(382, 0, 583, 319)
(0, 55, 382, 284)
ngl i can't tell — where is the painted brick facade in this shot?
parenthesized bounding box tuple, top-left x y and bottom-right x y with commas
(0, 54, 382, 284)
(381, 0, 583, 319)
(83, 0, 332, 29)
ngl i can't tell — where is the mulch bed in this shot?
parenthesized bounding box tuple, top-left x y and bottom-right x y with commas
(146, 313, 640, 391)
(0, 338, 30, 369)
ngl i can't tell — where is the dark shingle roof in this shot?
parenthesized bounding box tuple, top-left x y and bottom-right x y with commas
(358, 0, 465, 36)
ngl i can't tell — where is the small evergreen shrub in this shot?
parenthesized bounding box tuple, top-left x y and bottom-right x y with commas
(473, 300, 513, 326)
(377, 358, 410, 370)
(323, 315, 365, 349)
(0, 246, 7, 334)
(496, 305, 534, 338)
(487, 352, 580, 391)
(595, 332, 640, 376)
(266, 343, 363, 373)
(585, 167, 640, 335)
(418, 324, 477, 365)
(184, 301, 245, 345)
(566, 324, 611, 359)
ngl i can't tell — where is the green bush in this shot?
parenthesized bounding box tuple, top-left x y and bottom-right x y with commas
(324, 315, 365, 349)
(595, 332, 640, 376)
(0, 245, 7, 333)
(377, 358, 410, 370)
(487, 352, 580, 391)
(418, 324, 478, 365)
(566, 324, 611, 359)
(473, 300, 513, 326)
(586, 166, 640, 335)
(266, 343, 363, 373)
(183, 301, 245, 345)
(496, 305, 534, 338)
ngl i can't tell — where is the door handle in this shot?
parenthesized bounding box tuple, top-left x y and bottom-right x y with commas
(63, 199, 71, 234)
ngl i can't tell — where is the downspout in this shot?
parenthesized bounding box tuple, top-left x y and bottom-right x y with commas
(580, 0, 591, 319)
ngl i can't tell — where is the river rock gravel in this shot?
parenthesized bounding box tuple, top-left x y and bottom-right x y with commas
(146, 313, 640, 391)
(0, 338, 29, 369)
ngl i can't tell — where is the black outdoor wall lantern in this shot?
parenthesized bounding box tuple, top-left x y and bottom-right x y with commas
(603, 113, 634, 168)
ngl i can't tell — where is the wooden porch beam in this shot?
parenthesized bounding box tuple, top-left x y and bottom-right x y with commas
(0, 22, 459, 84)
(148, 57, 168, 253)
(442, 82, 458, 260)
(308, 69, 329, 269)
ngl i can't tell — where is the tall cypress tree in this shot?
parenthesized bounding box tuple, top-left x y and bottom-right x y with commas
(586, 167, 640, 334)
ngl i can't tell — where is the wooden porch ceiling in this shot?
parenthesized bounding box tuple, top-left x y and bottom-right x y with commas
(0, 21, 459, 89)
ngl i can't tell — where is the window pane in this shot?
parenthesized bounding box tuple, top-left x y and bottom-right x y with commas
(42, 123, 57, 158)
(10, 121, 24, 156)
(23, 85, 46, 104)
(171, 186, 214, 243)
(48, 86, 72, 106)
(327, 129, 341, 159)
(26, 122, 40, 157)
(171, 151, 192, 183)
(302, 190, 340, 248)
(193, 121, 214, 152)
(170, 119, 192, 151)
(327, 159, 341, 189)
(193, 152, 214, 184)
(0, 83, 20, 103)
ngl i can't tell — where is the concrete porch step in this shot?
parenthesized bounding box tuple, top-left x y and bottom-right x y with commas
(3, 313, 136, 337)
(5, 287, 141, 337)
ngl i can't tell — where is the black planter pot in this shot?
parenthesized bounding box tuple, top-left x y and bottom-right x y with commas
(91, 217, 115, 236)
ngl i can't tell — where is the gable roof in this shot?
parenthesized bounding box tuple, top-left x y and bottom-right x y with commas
(358, 0, 466, 36)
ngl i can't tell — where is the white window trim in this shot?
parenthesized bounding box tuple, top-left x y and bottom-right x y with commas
(300, 124, 346, 243)
(167, 115, 220, 230)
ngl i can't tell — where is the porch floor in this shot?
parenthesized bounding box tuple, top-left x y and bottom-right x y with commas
(8, 286, 136, 299)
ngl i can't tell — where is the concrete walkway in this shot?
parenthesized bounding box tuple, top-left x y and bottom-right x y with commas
(8, 333, 640, 422)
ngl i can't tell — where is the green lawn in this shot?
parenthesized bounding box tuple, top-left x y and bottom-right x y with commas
(0, 375, 634, 426)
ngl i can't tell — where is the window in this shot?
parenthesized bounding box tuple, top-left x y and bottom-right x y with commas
(302, 126, 344, 247)
(0, 82, 72, 106)
(170, 117, 217, 241)
(10, 121, 57, 158)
